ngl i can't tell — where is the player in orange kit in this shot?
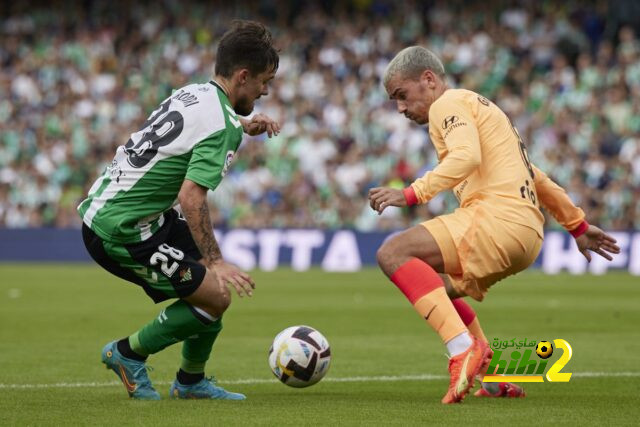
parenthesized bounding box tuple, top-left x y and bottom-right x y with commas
(369, 46, 620, 404)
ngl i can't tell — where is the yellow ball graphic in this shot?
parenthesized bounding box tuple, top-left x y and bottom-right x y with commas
(536, 341, 554, 359)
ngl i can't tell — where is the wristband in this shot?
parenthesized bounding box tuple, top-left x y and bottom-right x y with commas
(403, 186, 418, 206)
(569, 220, 589, 238)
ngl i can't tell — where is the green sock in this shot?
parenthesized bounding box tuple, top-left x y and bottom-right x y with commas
(180, 318, 223, 374)
(129, 300, 215, 356)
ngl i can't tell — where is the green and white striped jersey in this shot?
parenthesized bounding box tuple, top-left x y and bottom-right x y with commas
(78, 81, 243, 243)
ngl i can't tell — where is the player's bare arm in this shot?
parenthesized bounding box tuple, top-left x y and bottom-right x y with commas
(178, 179, 255, 297)
(239, 113, 280, 137)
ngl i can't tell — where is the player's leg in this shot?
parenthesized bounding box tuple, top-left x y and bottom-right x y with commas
(376, 223, 489, 404)
(377, 225, 469, 350)
(436, 211, 543, 398)
(444, 287, 525, 398)
(82, 224, 162, 400)
(158, 214, 244, 399)
(124, 268, 221, 358)
(447, 295, 501, 395)
(83, 211, 241, 400)
(165, 269, 244, 400)
(176, 318, 222, 384)
(440, 275, 487, 342)
(111, 252, 243, 399)
(445, 287, 494, 388)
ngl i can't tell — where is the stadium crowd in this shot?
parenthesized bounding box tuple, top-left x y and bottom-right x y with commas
(1, 0, 639, 231)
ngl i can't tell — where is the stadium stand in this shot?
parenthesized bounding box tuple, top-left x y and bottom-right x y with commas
(1, 0, 638, 231)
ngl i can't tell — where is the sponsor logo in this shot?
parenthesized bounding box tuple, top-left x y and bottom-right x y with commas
(221, 150, 235, 177)
(107, 159, 124, 183)
(443, 121, 468, 139)
(118, 365, 138, 393)
(424, 306, 436, 320)
(456, 351, 472, 393)
(442, 115, 459, 129)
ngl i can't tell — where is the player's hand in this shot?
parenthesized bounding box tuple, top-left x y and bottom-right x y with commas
(575, 225, 620, 262)
(242, 113, 280, 137)
(209, 260, 255, 297)
(368, 187, 406, 215)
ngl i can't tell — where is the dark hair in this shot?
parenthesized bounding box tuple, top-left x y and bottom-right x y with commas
(215, 20, 279, 78)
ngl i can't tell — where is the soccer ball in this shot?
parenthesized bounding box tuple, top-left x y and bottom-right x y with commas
(536, 341, 554, 359)
(268, 325, 331, 388)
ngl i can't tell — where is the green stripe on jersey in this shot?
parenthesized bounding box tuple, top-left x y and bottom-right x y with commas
(85, 151, 191, 243)
(77, 175, 111, 219)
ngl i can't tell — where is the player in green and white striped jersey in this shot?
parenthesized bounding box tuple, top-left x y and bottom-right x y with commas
(79, 20, 280, 400)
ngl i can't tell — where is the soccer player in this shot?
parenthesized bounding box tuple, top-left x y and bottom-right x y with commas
(369, 46, 620, 404)
(78, 20, 280, 400)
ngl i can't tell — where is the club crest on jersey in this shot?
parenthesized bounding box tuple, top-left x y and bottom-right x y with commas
(221, 150, 235, 177)
(179, 268, 192, 283)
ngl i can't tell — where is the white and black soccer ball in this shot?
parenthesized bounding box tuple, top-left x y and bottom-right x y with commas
(268, 325, 331, 388)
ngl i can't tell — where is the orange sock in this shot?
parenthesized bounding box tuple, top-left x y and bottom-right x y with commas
(451, 298, 488, 342)
(390, 258, 467, 343)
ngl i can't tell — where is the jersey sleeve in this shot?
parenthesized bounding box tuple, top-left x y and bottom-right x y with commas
(532, 164, 585, 230)
(410, 96, 481, 204)
(184, 131, 227, 191)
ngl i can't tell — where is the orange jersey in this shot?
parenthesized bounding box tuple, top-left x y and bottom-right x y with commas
(532, 164, 585, 231)
(410, 88, 584, 237)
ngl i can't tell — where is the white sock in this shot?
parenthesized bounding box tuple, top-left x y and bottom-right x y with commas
(446, 332, 473, 356)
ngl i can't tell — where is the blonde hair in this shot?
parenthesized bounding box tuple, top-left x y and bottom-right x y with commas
(383, 46, 445, 86)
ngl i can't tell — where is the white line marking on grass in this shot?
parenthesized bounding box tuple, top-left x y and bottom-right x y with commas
(1, 372, 638, 390)
(225, 374, 449, 384)
(572, 372, 640, 378)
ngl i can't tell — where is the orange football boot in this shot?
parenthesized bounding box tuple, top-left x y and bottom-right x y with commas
(441, 336, 491, 404)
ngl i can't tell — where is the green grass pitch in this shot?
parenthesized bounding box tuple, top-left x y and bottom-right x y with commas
(1, 264, 638, 425)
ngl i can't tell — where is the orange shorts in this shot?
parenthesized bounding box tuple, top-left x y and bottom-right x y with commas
(422, 204, 543, 301)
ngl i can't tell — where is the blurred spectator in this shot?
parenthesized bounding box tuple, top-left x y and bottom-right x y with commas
(1, 0, 638, 231)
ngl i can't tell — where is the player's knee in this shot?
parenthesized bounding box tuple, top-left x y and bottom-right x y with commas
(217, 288, 231, 312)
(207, 284, 231, 317)
(199, 290, 230, 318)
(376, 241, 397, 276)
(186, 272, 232, 318)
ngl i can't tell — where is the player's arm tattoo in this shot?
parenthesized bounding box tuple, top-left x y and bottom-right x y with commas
(193, 199, 222, 265)
(180, 185, 223, 265)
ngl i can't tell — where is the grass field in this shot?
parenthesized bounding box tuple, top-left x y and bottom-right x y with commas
(1, 264, 638, 425)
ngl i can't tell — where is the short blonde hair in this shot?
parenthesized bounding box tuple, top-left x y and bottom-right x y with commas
(383, 46, 445, 87)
